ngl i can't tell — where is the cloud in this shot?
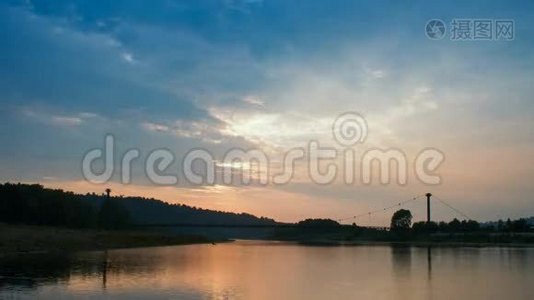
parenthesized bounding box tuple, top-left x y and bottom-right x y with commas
(141, 119, 227, 144)
(20, 107, 100, 127)
(0, 5, 209, 123)
(121, 52, 137, 64)
(141, 122, 170, 133)
(242, 95, 265, 107)
(208, 107, 332, 149)
(78, 112, 99, 118)
(365, 68, 387, 79)
(51, 116, 83, 126)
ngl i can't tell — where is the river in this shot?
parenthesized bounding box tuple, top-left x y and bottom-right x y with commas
(1, 241, 533, 299)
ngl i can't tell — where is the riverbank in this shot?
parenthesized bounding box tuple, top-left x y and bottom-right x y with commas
(295, 239, 534, 248)
(286, 232, 534, 247)
(272, 227, 534, 247)
(0, 224, 215, 256)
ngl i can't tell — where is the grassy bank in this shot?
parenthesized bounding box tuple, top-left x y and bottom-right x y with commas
(0, 223, 214, 255)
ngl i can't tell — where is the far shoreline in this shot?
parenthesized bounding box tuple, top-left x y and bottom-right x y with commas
(3, 223, 534, 258)
(292, 239, 534, 248)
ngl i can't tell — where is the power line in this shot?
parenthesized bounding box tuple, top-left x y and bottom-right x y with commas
(336, 195, 424, 222)
(432, 196, 473, 221)
(336, 194, 474, 224)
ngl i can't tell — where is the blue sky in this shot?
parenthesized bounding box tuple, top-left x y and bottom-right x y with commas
(1, 0, 534, 224)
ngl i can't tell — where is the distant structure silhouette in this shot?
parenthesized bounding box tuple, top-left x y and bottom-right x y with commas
(98, 188, 131, 230)
(426, 193, 432, 223)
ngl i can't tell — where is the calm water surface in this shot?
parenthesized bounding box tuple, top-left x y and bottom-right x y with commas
(1, 241, 534, 299)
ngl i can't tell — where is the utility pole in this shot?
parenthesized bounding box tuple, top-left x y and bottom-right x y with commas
(426, 193, 432, 223)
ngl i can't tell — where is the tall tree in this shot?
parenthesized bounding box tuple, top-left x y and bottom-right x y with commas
(390, 209, 412, 232)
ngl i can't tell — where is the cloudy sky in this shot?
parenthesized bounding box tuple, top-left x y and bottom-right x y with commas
(1, 0, 534, 225)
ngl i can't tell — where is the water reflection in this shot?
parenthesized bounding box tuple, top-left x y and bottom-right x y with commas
(427, 246, 432, 279)
(391, 245, 412, 276)
(1, 242, 534, 299)
(390, 245, 434, 280)
(0, 253, 76, 290)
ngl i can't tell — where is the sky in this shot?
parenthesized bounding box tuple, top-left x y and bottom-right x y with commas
(1, 0, 534, 225)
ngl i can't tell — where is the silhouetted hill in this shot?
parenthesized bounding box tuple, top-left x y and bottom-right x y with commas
(0, 183, 277, 228)
(83, 195, 277, 226)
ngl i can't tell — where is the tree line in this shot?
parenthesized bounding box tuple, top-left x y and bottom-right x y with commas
(0, 183, 131, 229)
(0, 183, 276, 230)
(390, 209, 533, 233)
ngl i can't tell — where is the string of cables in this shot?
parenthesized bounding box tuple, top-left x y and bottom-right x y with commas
(432, 195, 473, 220)
(336, 195, 425, 222)
(335, 194, 474, 223)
